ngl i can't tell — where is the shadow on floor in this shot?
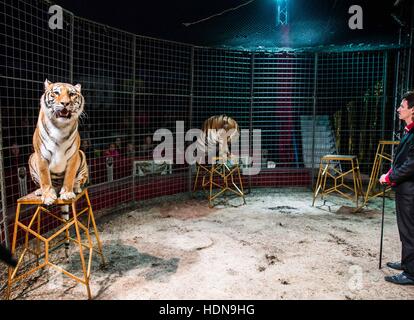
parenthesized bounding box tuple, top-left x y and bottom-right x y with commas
(66, 240, 179, 281)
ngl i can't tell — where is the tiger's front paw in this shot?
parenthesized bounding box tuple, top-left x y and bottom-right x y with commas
(41, 188, 57, 205)
(59, 187, 76, 201)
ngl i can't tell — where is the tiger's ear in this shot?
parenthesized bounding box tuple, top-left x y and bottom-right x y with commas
(44, 79, 53, 91)
(74, 83, 82, 93)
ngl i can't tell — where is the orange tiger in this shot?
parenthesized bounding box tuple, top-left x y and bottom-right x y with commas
(29, 79, 88, 205)
(196, 115, 239, 163)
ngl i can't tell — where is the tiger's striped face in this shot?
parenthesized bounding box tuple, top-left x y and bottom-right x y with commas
(42, 79, 84, 125)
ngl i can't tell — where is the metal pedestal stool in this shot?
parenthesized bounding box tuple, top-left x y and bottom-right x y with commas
(363, 140, 399, 206)
(6, 188, 105, 300)
(194, 157, 246, 208)
(312, 155, 364, 207)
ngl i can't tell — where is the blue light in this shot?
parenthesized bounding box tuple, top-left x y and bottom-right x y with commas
(276, 0, 288, 26)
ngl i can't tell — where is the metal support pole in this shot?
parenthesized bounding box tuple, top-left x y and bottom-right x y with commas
(188, 47, 195, 193)
(69, 12, 74, 83)
(0, 113, 9, 247)
(131, 36, 137, 204)
(381, 52, 388, 140)
(248, 53, 255, 194)
(392, 29, 402, 154)
(406, 4, 413, 91)
(0, 1, 9, 247)
(311, 53, 318, 189)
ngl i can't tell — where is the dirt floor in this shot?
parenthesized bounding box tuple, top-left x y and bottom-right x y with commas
(3, 188, 414, 300)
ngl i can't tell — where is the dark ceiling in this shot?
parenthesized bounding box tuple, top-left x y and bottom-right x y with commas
(54, 0, 413, 50)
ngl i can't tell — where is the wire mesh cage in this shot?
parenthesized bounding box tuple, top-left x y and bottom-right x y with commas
(0, 0, 413, 295)
(316, 51, 389, 174)
(72, 17, 136, 210)
(192, 47, 252, 189)
(252, 52, 316, 186)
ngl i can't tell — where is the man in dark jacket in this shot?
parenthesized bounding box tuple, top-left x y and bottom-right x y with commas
(380, 91, 414, 285)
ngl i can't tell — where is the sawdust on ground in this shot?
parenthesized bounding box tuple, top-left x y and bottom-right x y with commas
(4, 189, 413, 300)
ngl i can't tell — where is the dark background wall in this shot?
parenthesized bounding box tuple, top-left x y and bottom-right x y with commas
(53, 0, 413, 49)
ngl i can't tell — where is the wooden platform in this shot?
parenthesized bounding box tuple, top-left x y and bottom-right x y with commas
(17, 189, 88, 205)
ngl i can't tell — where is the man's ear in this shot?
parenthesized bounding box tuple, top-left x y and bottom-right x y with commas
(74, 83, 82, 93)
(44, 79, 53, 91)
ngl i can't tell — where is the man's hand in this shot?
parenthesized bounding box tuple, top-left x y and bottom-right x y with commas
(379, 174, 388, 185)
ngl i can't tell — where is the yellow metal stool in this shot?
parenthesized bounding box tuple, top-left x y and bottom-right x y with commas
(6, 188, 105, 300)
(312, 155, 364, 207)
(194, 157, 246, 208)
(363, 140, 399, 206)
(193, 162, 211, 192)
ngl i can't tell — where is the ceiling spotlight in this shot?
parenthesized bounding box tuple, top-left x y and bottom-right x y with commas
(276, 0, 288, 26)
